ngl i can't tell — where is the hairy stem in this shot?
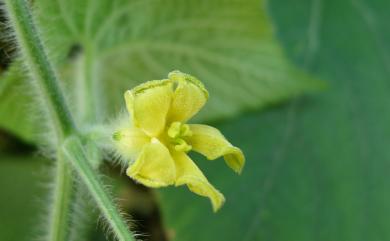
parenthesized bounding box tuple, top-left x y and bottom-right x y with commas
(62, 136, 135, 241)
(4, 1, 77, 240)
(4, 1, 135, 240)
(4, 0, 75, 140)
(69, 140, 102, 241)
(48, 153, 74, 241)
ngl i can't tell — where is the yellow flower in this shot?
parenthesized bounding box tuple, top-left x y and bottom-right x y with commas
(113, 70, 245, 212)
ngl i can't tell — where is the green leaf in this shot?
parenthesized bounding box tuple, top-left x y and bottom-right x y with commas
(36, 0, 320, 118)
(0, 0, 319, 140)
(0, 64, 36, 142)
(0, 155, 48, 241)
(158, 0, 390, 240)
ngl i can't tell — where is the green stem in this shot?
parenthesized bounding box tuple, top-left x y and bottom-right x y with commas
(62, 136, 135, 241)
(4, 1, 77, 241)
(69, 141, 102, 241)
(4, 1, 135, 240)
(4, 0, 75, 140)
(48, 153, 73, 241)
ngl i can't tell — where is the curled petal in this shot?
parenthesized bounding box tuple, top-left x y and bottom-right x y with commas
(173, 151, 225, 212)
(113, 127, 150, 160)
(125, 79, 173, 137)
(168, 71, 208, 122)
(188, 124, 245, 174)
(126, 138, 176, 187)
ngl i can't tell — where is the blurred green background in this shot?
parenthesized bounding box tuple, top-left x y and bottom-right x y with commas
(1, 0, 390, 240)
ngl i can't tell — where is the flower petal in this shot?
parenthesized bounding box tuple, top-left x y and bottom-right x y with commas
(173, 151, 225, 212)
(125, 79, 173, 137)
(126, 138, 176, 187)
(113, 127, 150, 160)
(188, 124, 245, 174)
(167, 71, 208, 122)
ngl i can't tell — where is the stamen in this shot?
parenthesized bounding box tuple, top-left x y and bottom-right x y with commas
(168, 122, 181, 138)
(174, 139, 192, 152)
(167, 122, 193, 152)
(180, 124, 192, 137)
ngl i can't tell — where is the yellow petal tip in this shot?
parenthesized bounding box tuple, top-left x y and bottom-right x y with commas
(126, 164, 140, 180)
(224, 147, 245, 174)
(132, 79, 172, 95)
(175, 175, 226, 212)
(212, 192, 226, 212)
(168, 70, 209, 99)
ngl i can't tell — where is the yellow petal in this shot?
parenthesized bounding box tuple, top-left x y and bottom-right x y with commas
(125, 79, 173, 137)
(173, 151, 225, 212)
(188, 124, 245, 174)
(126, 138, 176, 187)
(167, 70, 208, 122)
(113, 127, 150, 160)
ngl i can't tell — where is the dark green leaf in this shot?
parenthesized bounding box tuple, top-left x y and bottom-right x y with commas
(158, 0, 390, 240)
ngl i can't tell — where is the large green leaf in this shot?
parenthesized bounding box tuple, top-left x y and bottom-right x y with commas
(158, 0, 390, 240)
(0, 0, 319, 141)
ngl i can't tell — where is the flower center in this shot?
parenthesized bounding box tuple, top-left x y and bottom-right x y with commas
(167, 121, 192, 152)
